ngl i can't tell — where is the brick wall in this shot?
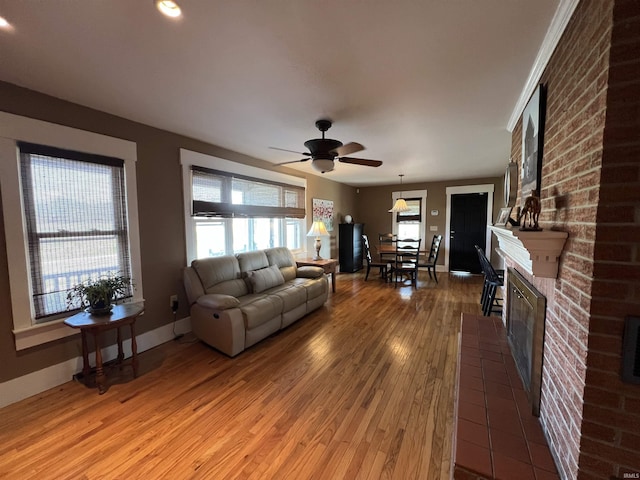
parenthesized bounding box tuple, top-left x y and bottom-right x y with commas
(581, 0, 640, 478)
(508, 1, 616, 478)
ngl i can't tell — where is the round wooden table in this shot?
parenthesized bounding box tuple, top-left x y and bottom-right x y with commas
(64, 303, 144, 394)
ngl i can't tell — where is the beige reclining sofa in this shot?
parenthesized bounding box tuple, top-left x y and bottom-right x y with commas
(183, 247, 328, 356)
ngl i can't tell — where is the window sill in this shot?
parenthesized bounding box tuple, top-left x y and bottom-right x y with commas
(13, 318, 78, 351)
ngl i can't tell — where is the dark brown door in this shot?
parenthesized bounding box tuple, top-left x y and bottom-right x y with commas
(449, 193, 488, 273)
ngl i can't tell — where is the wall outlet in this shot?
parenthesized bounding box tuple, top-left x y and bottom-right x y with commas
(170, 294, 178, 311)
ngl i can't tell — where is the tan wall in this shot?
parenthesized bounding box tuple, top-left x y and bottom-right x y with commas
(355, 177, 504, 266)
(304, 175, 356, 260)
(0, 81, 356, 383)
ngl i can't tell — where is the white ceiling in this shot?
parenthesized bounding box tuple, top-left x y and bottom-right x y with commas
(0, 0, 561, 186)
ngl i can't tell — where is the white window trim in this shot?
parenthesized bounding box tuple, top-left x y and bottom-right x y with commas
(390, 189, 427, 241)
(444, 184, 495, 272)
(180, 149, 306, 265)
(0, 111, 144, 350)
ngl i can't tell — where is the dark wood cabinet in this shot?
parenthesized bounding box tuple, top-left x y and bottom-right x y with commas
(339, 223, 363, 273)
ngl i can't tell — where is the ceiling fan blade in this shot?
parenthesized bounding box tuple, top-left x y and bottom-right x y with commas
(338, 157, 383, 167)
(269, 146, 311, 156)
(330, 142, 364, 157)
(276, 158, 310, 166)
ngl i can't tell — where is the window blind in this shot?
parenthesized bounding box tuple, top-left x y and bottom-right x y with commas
(191, 166, 305, 218)
(396, 197, 422, 222)
(18, 142, 132, 320)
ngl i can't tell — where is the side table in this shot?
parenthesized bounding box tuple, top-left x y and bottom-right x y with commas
(64, 302, 144, 394)
(296, 258, 338, 293)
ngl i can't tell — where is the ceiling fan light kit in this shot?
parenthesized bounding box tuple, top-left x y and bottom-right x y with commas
(274, 119, 382, 173)
(155, 0, 182, 18)
(312, 158, 335, 173)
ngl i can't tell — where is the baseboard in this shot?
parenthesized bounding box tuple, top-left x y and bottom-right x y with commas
(0, 316, 192, 409)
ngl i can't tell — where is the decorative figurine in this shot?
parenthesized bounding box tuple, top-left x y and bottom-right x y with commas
(518, 194, 542, 231)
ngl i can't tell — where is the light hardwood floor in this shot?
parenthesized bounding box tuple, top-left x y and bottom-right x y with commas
(0, 271, 483, 480)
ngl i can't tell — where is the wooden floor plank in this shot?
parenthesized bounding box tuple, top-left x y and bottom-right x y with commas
(0, 271, 483, 479)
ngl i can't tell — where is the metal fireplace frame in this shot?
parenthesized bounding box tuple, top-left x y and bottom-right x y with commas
(506, 267, 547, 416)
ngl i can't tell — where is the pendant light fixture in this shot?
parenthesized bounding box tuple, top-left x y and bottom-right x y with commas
(389, 174, 410, 213)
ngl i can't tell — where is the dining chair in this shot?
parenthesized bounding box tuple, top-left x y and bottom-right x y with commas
(362, 234, 389, 281)
(475, 245, 504, 316)
(418, 234, 443, 283)
(378, 233, 397, 262)
(392, 238, 421, 288)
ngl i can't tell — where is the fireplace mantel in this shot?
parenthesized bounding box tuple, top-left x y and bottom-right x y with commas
(489, 226, 568, 278)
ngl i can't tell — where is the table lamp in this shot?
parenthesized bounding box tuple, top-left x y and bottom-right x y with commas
(307, 220, 329, 260)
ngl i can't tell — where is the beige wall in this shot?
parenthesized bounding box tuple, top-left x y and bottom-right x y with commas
(0, 81, 356, 383)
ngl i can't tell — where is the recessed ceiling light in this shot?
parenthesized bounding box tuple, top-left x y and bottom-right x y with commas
(155, 0, 182, 18)
(0, 16, 11, 29)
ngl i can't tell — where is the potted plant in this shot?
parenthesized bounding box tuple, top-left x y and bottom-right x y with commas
(67, 274, 132, 315)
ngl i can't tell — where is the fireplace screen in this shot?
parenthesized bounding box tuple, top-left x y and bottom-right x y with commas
(506, 268, 547, 416)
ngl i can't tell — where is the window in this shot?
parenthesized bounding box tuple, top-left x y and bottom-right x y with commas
(391, 190, 427, 242)
(396, 197, 422, 239)
(181, 150, 306, 262)
(19, 142, 132, 320)
(0, 111, 143, 350)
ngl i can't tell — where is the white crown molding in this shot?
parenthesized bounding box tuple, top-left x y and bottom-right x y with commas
(507, 0, 581, 132)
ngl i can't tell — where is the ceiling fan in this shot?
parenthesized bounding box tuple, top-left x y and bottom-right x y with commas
(272, 119, 383, 173)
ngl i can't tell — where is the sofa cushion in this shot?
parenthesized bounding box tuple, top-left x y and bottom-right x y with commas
(239, 294, 283, 330)
(237, 250, 269, 275)
(247, 265, 285, 293)
(192, 256, 248, 297)
(265, 247, 297, 281)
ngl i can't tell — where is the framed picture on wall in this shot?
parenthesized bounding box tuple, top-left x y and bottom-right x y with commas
(312, 198, 334, 231)
(521, 84, 547, 196)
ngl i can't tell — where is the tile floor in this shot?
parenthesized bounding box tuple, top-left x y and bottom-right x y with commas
(454, 314, 560, 480)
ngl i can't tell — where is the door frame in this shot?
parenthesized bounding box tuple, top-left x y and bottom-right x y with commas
(444, 184, 494, 272)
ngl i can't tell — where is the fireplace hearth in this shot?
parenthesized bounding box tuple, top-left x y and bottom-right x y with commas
(506, 267, 547, 416)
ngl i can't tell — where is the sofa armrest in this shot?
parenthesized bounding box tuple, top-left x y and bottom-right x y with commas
(296, 266, 325, 279)
(196, 293, 241, 310)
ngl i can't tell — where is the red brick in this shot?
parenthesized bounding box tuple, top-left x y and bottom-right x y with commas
(582, 404, 640, 431)
(581, 437, 640, 467)
(580, 420, 617, 442)
(620, 430, 640, 450)
(585, 367, 625, 390)
(623, 396, 640, 412)
(587, 333, 622, 354)
(598, 184, 640, 203)
(590, 298, 640, 317)
(591, 279, 632, 299)
(593, 263, 640, 280)
(583, 385, 623, 409)
(595, 206, 636, 223)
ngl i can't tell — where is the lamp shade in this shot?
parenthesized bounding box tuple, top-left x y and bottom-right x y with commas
(389, 198, 410, 213)
(307, 220, 329, 237)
